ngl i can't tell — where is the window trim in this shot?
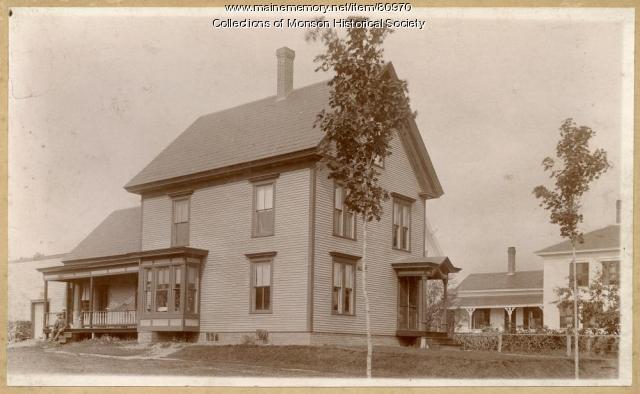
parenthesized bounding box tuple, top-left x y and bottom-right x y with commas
(249, 256, 274, 314)
(171, 196, 191, 247)
(569, 261, 589, 287)
(332, 182, 357, 240)
(251, 179, 276, 238)
(331, 257, 357, 316)
(600, 260, 620, 286)
(391, 195, 413, 252)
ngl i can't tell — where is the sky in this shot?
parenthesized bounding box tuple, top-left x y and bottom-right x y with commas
(8, 8, 633, 280)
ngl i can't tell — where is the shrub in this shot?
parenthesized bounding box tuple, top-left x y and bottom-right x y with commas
(454, 333, 499, 351)
(8, 321, 32, 343)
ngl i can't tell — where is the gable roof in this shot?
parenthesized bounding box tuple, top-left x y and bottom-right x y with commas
(535, 224, 620, 255)
(124, 64, 443, 198)
(63, 207, 141, 263)
(456, 270, 543, 292)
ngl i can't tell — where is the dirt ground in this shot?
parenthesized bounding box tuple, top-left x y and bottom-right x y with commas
(6, 339, 619, 379)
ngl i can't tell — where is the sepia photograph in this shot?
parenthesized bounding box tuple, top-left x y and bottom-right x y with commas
(5, 5, 635, 387)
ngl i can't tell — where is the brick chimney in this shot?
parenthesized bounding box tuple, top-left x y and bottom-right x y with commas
(276, 47, 295, 100)
(616, 200, 621, 224)
(507, 247, 516, 275)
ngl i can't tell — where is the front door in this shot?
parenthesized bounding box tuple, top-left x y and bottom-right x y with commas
(398, 276, 420, 330)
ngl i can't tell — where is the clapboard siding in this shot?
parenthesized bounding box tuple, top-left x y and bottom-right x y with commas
(146, 168, 310, 333)
(313, 133, 426, 336)
(141, 196, 171, 251)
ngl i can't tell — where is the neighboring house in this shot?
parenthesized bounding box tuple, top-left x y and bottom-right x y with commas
(535, 202, 621, 330)
(38, 47, 460, 345)
(450, 247, 543, 332)
(8, 253, 67, 338)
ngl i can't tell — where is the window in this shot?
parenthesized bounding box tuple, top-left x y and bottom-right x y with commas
(254, 183, 275, 237)
(186, 266, 198, 313)
(333, 184, 355, 239)
(472, 309, 490, 329)
(559, 303, 574, 328)
(156, 267, 170, 312)
(251, 260, 272, 312)
(602, 261, 619, 286)
(144, 268, 152, 312)
(172, 198, 190, 246)
(392, 198, 411, 251)
(332, 260, 355, 315)
(173, 266, 182, 312)
(569, 262, 589, 287)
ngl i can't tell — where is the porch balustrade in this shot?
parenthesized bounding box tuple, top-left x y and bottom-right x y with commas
(81, 310, 137, 328)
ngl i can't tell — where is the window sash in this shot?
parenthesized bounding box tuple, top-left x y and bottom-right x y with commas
(173, 267, 182, 312)
(393, 200, 411, 250)
(569, 262, 589, 287)
(156, 268, 170, 312)
(252, 261, 272, 312)
(186, 266, 198, 313)
(334, 185, 355, 239)
(256, 184, 274, 210)
(173, 199, 189, 223)
(172, 198, 190, 246)
(332, 261, 355, 315)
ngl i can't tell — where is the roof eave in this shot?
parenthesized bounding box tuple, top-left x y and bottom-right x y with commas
(125, 147, 321, 195)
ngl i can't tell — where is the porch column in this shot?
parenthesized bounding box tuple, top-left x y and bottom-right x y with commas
(89, 276, 94, 328)
(441, 277, 449, 328)
(73, 282, 81, 328)
(465, 307, 475, 331)
(42, 280, 48, 337)
(505, 307, 515, 332)
(421, 273, 428, 331)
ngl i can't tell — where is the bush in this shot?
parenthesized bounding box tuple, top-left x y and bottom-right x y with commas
(502, 334, 566, 353)
(8, 321, 32, 343)
(454, 333, 499, 351)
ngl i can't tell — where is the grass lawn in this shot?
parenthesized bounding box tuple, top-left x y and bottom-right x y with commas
(7, 340, 618, 379)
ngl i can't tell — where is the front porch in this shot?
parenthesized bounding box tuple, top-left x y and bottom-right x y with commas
(392, 256, 461, 341)
(38, 246, 208, 340)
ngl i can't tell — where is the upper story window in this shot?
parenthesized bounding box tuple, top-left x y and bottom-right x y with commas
(332, 259, 355, 315)
(569, 262, 589, 287)
(251, 258, 272, 313)
(601, 260, 619, 286)
(333, 184, 356, 239)
(253, 182, 275, 237)
(172, 197, 190, 247)
(392, 197, 412, 251)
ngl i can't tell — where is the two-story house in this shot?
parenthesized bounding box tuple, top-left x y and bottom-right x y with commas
(38, 47, 459, 345)
(535, 201, 621, 330)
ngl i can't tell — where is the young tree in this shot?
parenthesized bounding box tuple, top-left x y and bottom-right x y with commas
(555, 268, 620, 335)
(307, 19, 414, 378)
(533, 118, 610, 379)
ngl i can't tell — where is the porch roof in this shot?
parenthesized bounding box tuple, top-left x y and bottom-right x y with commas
(449, 293, 543, 309)
(391, 256, 461, 278)
(38, 246, 208, 280)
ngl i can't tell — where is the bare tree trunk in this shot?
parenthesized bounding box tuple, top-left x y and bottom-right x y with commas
(572, 244, 579, 379)
(362, 217, 372, 378)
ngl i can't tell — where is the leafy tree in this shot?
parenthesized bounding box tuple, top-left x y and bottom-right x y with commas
(554, 268, 620, 335)
(307, 19, 414, 378)
(533, 118, 611, 379)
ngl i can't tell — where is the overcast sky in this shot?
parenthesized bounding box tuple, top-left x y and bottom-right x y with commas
(8, 8, 633, 279)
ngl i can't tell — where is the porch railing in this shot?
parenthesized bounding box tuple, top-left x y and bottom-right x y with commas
(81, 310, 137, 327)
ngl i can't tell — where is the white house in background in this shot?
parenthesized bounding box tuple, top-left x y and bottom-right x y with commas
(535, 202, 621, 330)
(450, 247, 543, 332)
(8, 253, 67, 338)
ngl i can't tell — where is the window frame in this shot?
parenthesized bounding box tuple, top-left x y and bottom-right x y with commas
(391, 195, 413, 252)
(249, 256, 274, 314)
(251, 179, 276, 238)
(558, 303, 574, 329)
(331, 257, 357, 316)
(601, 260, 620, 286)
(332, 183, 357, 240)
(171, 196, 191, 247)
(569, 262, 590, 287)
